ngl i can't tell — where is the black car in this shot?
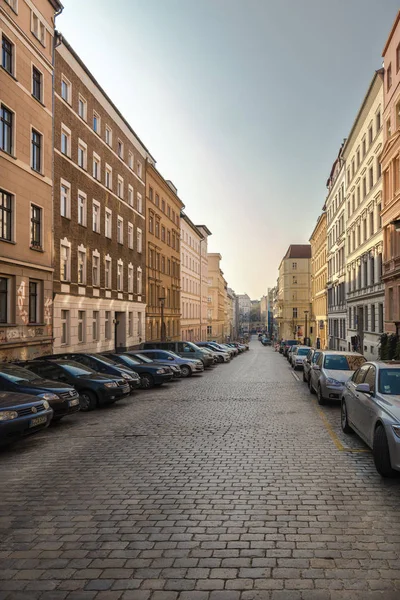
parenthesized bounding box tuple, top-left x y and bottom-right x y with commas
(0, 364, 80, 421)
(0, 391, 53, 446)
(38, 353, 140, 392)
(103, 353, 173, 389)
(123, 352, 181, 379)
(24, 360, 130, 411)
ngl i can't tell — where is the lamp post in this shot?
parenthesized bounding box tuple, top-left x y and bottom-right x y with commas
(159, 296, 166, 341)
(304, 310, 309, 345)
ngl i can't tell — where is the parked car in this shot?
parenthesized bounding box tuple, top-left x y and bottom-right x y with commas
(218, 343, 238, 356)
(287, 346, 296, 363)
(309, 351, 366, 405)
(124, 352, 182, 379)
(103, 353, 173, 388)
(0, 391, 53, 446)
(137, 349, 204, 377)
(141, 341, 214, 368)
(303, 348, 322, 383)
(291, 346, 310, 370)
(39, 353, 140, 393)
(341, 361, 400, 477)
(261, 337, 272, 346)
(228, 343, 245, 353)
(283, 340, 299, 357)
(195, 342, 231, 363)
(24, 360, 130, 411)
(0, 364, 80, 421)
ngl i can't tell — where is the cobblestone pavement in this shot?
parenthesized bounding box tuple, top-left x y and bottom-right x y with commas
(1, 340, 400, 600)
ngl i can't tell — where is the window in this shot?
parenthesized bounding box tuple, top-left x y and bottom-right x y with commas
(137, 267, 142, 295)
(61, 310, 70, 345)
(92, 201, 100, 233)
(61, 125, 70, 157)
(78, 95, 87, 120)
(5, 0, 17, 11)
(117, 176, 124, 199)
(293, 308, 298, 318)
(161, 226, 166, 242)
(0, 190, 12, 241)
(138, 312, 142, 337)
(368, 125, 373, 145)
(371, 304, 376, 332)
(362, 137, 366, 157)
(137, 192, 143, 214)
(369, 211, 374, 237)
(0, 277, 8, 323)
(117, 261, 123, 291)
(397, 100, 400, 130)
(155, 193, 160, 207)
(61, 77, 71, 103)
(105, 311, 111, 340)
(128, 151, 133, 169)
(60, 242, 71, 281)
(137, 161, 142, 178)
(93, 111, 100, 134)
(30, 129, 42, 173)
(1, 105, 13, 154)
(128, 223, 133, 249)
(376, 111, 381, 131)
(387, 63, 392, 91)
(292, 262, 297, 270)
(117, 216, 123, 244)
(92, 311, 99, 341)
(78, 192, 87, 226)
(78, 140, 87, 169)
(369, 167, 374, 189)
(2, 36, 13, 75)
(28, 280, 40, 323)
(387, 118, 392, 138)
(137, 228, 142, 253)
(105, 126, 112, 146)
(105, 208, 112, 238)
(32, 66, 42, 102)
(31, 12, 45, 45)
(92, 253, 100, 287)
(378, 303, 384, 333)
(397, 42, 400, 73)
(92, 153, 100, 180)
(105, 257, 111, 289)
(292, 276, 297, 284)
(149, 214, 154, 233)
(128, 264, 134, 293)
(128, 185, 133, 207)
(78, 310, 86, 343)
(117, 139, 124, 159)
(30, 204, 41, 248)
(105, 164, 112, 189)
(128, 312, 133, 337)
(77, 248, 86, 284)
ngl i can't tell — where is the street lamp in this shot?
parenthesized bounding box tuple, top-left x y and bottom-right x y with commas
(159, 295, 166, 341)
(304, 310, 309, 345)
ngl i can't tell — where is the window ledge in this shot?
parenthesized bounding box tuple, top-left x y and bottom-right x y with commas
(0, 238, 16, 245)
(30, 246, 44, 252)
(0, 323, 17, 327)
(31, 168, 45, 177)
(1, 66, 18, 82)
(31, 94, 46, 107)
(28, 322, 46, 327)
(0, 149, 17, 160)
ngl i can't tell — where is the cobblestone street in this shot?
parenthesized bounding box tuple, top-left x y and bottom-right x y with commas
(1, 341, 400, 600)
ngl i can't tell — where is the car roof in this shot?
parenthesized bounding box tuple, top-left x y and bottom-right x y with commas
(320, 351, 364, 357)
(363, 361, 400, 369)
(28, 359, 90, 367)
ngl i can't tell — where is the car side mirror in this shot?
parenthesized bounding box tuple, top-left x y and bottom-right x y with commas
(355, 383, 371, 394)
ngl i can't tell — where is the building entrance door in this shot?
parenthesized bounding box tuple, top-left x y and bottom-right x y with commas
(114, 311, 127, 352)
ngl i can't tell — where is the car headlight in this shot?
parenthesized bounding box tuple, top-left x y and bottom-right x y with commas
(392, 425, 400, 439)
(42, 400, 50, 410)
(156, 369, 164, 374)
(326, 377, 341, 385)
(38, 393, 60, 402)
(0, 411, 18, 421)
(122, 373, 133, 380)
(104, 381, 118, 388)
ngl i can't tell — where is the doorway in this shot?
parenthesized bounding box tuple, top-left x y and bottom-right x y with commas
(114, 311, 127, 352)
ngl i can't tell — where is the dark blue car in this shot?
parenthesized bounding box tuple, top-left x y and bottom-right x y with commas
(0, 391, 53, 446)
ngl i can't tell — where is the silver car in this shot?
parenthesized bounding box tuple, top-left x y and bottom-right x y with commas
(291, 346, 310, 370)
(341, 361, 400, 477)
(309, 351, 366, 405)
(303, 348, 322, 384)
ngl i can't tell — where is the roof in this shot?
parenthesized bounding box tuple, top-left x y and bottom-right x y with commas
(284, 244, 311, 259)
(181, 213, 204, 239)
(382, 10, 400, 56)
(49, 0, 63, 12)
(196, 224, 212, 236)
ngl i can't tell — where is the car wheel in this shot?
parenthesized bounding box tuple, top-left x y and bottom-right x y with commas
(140, 373, 154, 389)
(341, 401, 353, 434)
(373, 425, 396, 477)
(79, 390, 97, 411)
(317, 385, 326, 405)
(180, 365, 191, 378)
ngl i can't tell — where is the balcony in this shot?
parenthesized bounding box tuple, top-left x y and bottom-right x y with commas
(347, 282, 384, 300)
(383, 257, 400, 279)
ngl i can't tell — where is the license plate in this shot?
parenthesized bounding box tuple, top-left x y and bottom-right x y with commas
(29, 415, 47, 428)
(69, 398, 79, 407)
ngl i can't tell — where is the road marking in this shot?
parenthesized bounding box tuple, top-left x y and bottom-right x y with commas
(312, 399, 370, 453)
(291, 370, 300, 382)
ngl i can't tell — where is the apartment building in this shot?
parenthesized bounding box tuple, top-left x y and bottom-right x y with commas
(326, 144, 347, 351)
(207, 253, 226, 342)
(53, 36, 152, 353)
(237, 293, 251, 333)
(310, 212, 328, 349)
(381, 11, 400, 336)
(0, 0, 62, 360)
(197, 225, 212, 341)
(343, 72, 384, 358)
(277, 245, 311, 341)
(180, 214, 203, 341)
(146, 165, 183, 342)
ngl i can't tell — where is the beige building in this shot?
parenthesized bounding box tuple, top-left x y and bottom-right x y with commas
(207, 253, 226, 342)
(180, 213, 203, 341)
(0, 0, 62, 360)
(310, 213, 328, 349)
(343, 72, 384, 358)
(277, 245, 312, 341)
(197, 225, 212, 341)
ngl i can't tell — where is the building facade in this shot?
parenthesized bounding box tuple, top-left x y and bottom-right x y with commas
(196, 225, 212, 341)
(53, 37, 151, 353)
(146, 166, 183, 342)
(277, 245, 312, 341)
(310, 212, 328, 349)
(0, 0, 62, 360)
(227, 287, 239, 340)
(237, 294, 251, 334)
(326, 145, 347, 351)
(207, 253, 226, 342)
(343, 72, 385, 358)
(180, 213, 203, 341)
(381, 11, 400, 336)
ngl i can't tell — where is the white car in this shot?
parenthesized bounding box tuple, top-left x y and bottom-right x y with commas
(291, 346, 310, 370)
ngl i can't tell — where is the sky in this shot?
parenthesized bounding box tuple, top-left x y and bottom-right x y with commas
(57, 0, 399, 299)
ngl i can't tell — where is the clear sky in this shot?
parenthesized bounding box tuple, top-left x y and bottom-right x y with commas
(57, 0, 399, 299)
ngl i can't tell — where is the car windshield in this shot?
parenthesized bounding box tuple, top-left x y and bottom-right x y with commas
(167, 351, 180, 359)
(119, 355, 140, 366)
(297, 348, 309, 356)
(62, 363, 96, 376)
(0, 365, 41, 383)
(286, 340, 298, 346)
(312, 351, 321, 363)
(323, 355, 365, 371)
(378, 369, 400, 395)
(91, 354, 116, 365)
(132, 353, 153, 363)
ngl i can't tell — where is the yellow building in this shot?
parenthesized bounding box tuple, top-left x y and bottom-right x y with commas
(310, 213, 328, 349)
(207, 253, 226, 342)
(277, 245, 312, 341)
